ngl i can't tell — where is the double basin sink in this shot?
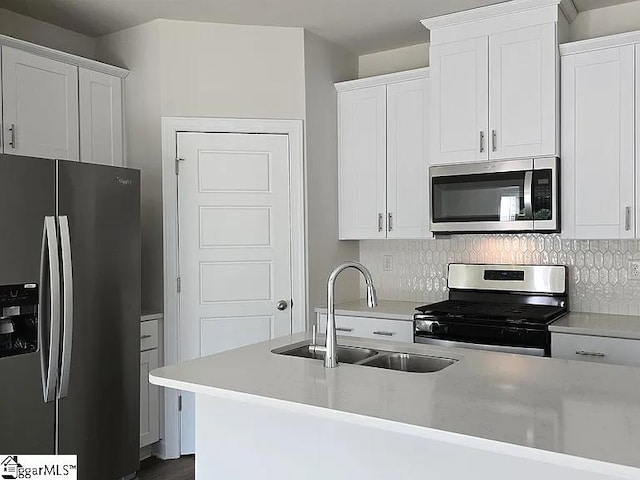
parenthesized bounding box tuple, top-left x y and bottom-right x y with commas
(273, 342, 457, 373)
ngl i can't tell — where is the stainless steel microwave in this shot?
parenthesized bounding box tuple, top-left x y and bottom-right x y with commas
(429, 157, 559, 234)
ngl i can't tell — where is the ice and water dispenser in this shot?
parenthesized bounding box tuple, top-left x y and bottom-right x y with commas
(0, 284, 38, 358)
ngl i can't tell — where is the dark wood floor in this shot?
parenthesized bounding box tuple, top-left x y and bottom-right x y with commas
(137, 455, 195, 480)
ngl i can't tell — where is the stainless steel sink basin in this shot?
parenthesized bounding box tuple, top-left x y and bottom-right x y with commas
(360, 352, 457, 373)
(275, 343, 378, 364)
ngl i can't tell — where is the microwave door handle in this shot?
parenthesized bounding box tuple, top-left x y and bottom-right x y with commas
(524, 171, 534, 220)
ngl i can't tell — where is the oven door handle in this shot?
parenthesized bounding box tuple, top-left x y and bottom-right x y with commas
(524, 170, 534, 220)
(414, 336, 546, 357)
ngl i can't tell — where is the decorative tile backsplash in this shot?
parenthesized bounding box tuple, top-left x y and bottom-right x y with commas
(360, 235, 640, 315)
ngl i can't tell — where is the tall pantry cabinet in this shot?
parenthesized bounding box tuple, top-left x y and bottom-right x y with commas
(0, 36, 128, 165)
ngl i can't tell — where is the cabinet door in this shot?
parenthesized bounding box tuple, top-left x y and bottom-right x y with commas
(338, 86, 387, 239)
(79, 68, 123, 166)
(430, 37, 489, 165)
(317, 314, 414, 343)
(561, 46, 635, 239)
(489, 23, 557, 159)
(386, 77, 430, 239)
(2, 46, 79, 160)
(140, 349, 160, 447)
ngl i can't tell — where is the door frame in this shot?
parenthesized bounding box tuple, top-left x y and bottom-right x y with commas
(160, 117, 307, 459)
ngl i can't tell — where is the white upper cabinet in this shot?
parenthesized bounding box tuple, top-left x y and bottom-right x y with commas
(337, 69, 430, 240)
(387, 77, 430, 239)
(79, 68, 124, 166)
(338, 85, 387, 239)
(561, 44, 635, 239)
(489, 23, 557, 160)
(423, 1, 565, 166)
(430, 37, 489, 165)
(2, 46, 79, 160)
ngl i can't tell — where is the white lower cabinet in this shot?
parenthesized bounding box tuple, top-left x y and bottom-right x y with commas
(140, 319, 160, 448)
(551, 332, 640, 367)
(316, 314, 413, 344)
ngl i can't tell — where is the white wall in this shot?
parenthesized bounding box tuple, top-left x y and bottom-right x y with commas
(158, 20, 306, 119)
(97, 20, 308, 314)
(570, 1, 640, 42)
(97, 21, 163, 314)
(303, 31, 360, 320)
(358, 43, 429, 78)
(0, 8, 95, 58)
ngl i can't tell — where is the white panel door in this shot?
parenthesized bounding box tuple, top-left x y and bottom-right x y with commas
(338, 85, 387, 239)
(386, 77, 430, 239)
(79, 68, 123, 166)
(140, 349, 160, 447)
(489, 23, 557, 159)
(2, 46, 79, 160)
(177, 132, 292, 453)
(561, 45, 635, 239)
(430, 37, 489, 165)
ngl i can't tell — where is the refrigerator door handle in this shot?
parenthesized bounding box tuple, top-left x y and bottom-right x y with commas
(58, 216, 73, 399)
(39, 216, 61, 403)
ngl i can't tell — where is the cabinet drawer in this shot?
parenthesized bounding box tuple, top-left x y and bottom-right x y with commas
(140, 320, 159, 352)
(317, 314, 413, 343)
(551, 333, 640, 367)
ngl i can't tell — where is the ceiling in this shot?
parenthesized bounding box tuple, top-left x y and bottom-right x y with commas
(0, 0, 637, 54)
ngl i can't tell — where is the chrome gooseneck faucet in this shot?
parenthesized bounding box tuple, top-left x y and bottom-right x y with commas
(311, 262, 378, 368)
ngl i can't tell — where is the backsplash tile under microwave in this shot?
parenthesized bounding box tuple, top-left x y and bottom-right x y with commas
(360, 235, 640, 315)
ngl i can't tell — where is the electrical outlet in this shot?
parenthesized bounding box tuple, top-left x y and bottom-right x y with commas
(383, 255, 393, 272)
(630, 260, 640, 280)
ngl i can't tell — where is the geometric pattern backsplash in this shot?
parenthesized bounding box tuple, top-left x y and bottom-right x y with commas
(360, 234, 640, 315)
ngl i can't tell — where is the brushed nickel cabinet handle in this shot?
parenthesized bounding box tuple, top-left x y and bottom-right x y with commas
(336, 327, 353, 333)
(140, 334, 153, 340)
(378, 213, 384, 232)
(373, 331, 395, 336)
(8, 124, 16, 149)
(625, 206, 631, 231)
(492, 129, 497, 152)
(480, 131, 485, 153)
(388, 212, 393, 232)
(576, 350, 606, 358)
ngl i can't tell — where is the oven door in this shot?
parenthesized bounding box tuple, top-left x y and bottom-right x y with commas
(429, 157, 558, 233)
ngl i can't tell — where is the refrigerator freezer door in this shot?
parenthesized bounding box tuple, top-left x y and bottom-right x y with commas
(56, 161, 140, 479)
(0, 154, 56, 453)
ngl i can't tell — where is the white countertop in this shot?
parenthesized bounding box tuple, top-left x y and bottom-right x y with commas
(314, 299, 419, 321)
(550, 312, 640, 340)
(151, 332, 640, 473)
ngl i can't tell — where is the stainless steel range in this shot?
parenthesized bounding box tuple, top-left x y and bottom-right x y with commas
(414, 264, 568, 356)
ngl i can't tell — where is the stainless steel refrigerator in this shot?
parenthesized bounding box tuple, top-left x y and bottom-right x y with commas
(0, 154, 141, 479)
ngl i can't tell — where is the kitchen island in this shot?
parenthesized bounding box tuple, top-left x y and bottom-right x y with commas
(150, 333, 640, 479)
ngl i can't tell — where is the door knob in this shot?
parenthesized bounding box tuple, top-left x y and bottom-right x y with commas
(276, 300, 288, 311)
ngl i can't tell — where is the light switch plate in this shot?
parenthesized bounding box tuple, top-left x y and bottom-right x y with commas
(383, 255, 393, 272)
